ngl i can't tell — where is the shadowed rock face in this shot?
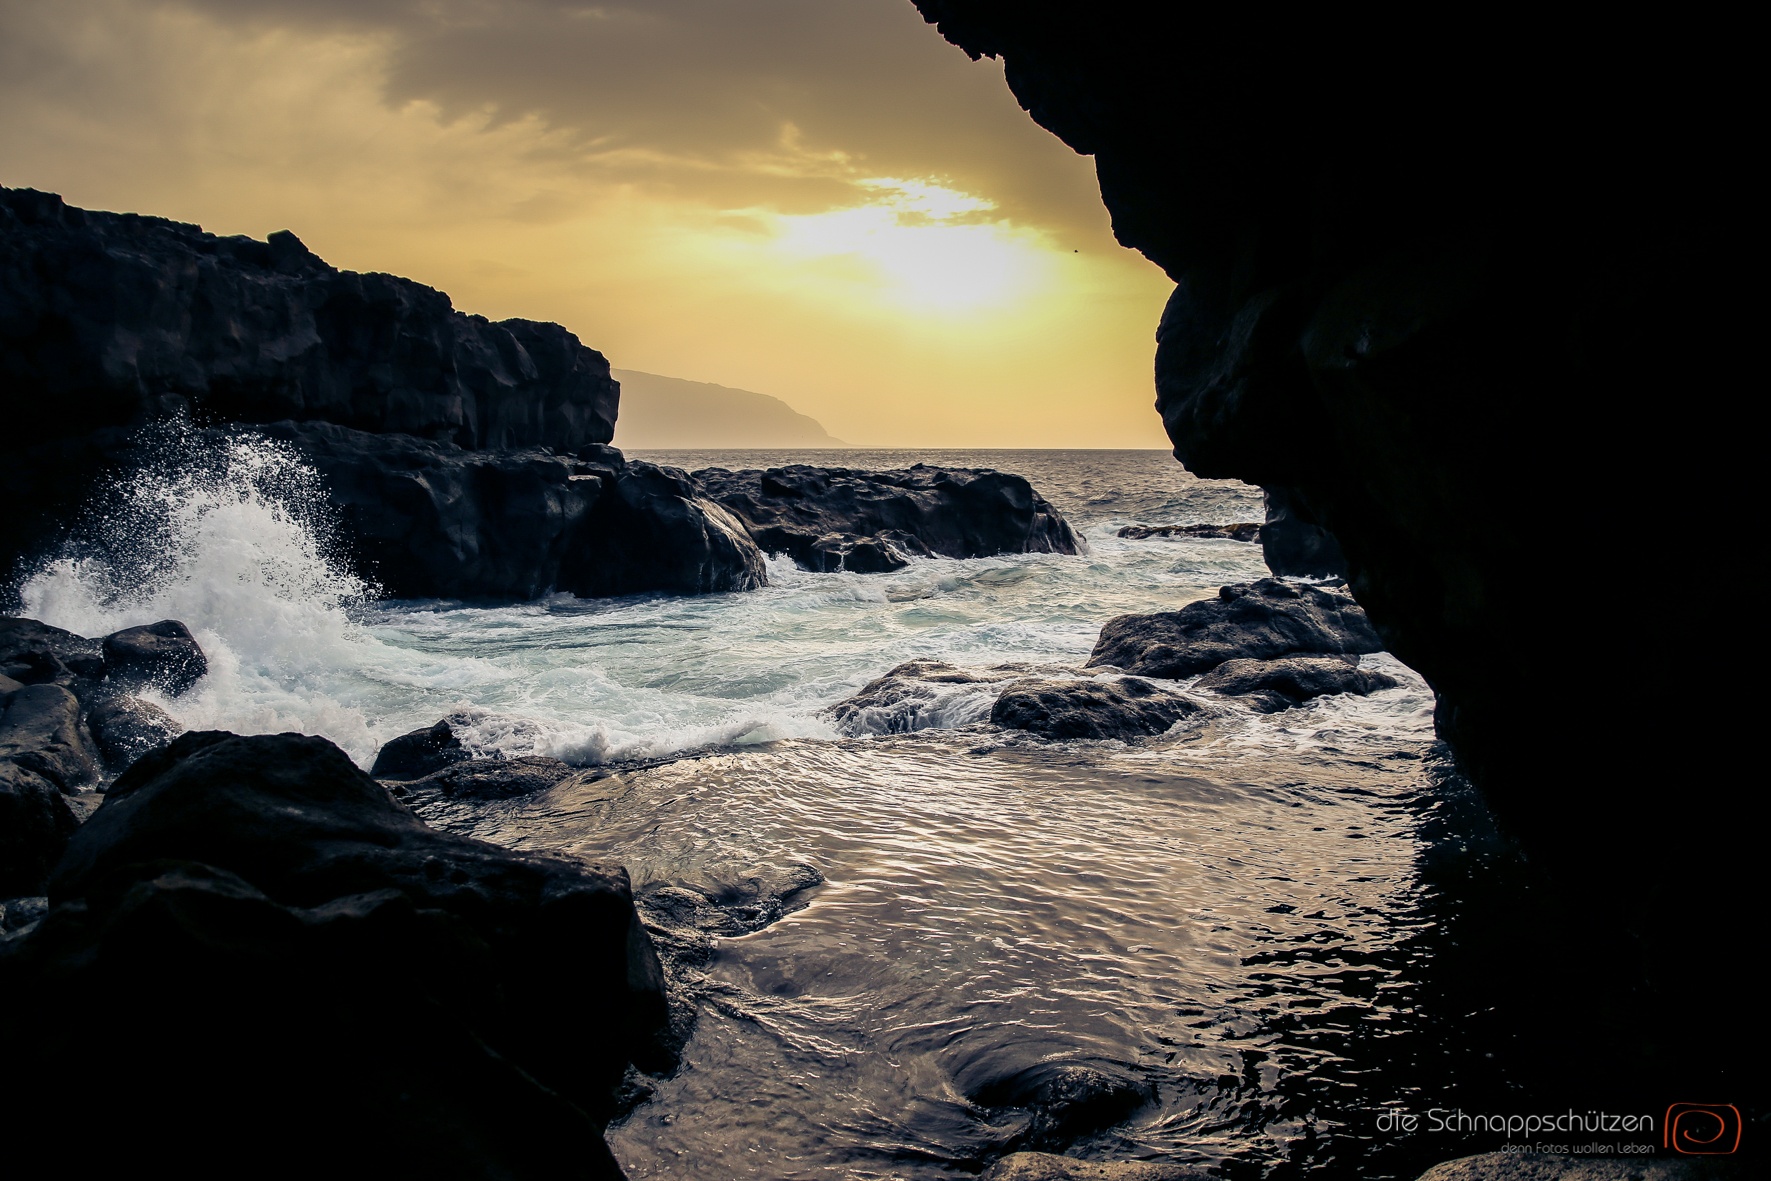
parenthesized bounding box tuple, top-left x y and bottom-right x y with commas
(0, 186, 618, 585)
(1, 731, 665, 1178)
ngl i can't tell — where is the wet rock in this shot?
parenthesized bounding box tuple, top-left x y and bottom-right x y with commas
(0, 763, 80, 897)
(370, 719, 469, 781)
(0, 674, 22, 701)
(959, 1051, 1155, 1153)
(1413, 1152, 1712, 1180)
(1117, 522, 1260, 542)
(264, 421, 767, 600)
(101, 620, 207, 695)
(0, 684, 99, 790)
(0, 618, 105, 686)
(1195, 654, 1398, 711)
(983, 1153, 1208, 1180)
(1, 730, 665, 1178)
(825, 659, 1031, 735)
(991, 677, 1202, 740)
(696, 463, 1083, 572)
(86, 693, 183, 772)
(0, 186, 618, 587)
(635, 863, 824, 941)
(406, 755, 576, 800)
(1087, 579, 1381, 680)
(0, 895, 48, 936)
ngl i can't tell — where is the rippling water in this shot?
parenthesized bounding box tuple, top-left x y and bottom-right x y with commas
(16, 439, 1555, 1178)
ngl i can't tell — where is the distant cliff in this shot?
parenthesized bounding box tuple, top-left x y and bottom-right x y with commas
(612, 370, 845, 449)
(0, 186, 618, 583)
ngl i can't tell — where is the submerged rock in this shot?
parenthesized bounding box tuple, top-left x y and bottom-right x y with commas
(990, 677, 1202, 740)
(1117, 522, 1261, 542)
(983, 1153, 1208, 1180)
(1, 730, 666, 1178)
(696, 463, 1083, 572)
(370, 719, 469, 780)
(85, 693, 183, 771)
(826, 659, 1032, 735)
(1195, 654, 1398, 712)
(1087, 579, 1381, 680)
(957, 1049, 1155, 1154)
(100, 620, 208, 695)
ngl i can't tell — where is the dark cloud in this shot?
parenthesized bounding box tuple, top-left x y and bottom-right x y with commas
(167, 0, 1105, 233)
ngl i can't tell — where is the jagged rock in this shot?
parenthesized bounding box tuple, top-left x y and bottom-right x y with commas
(404, 755, 576, 801)
(86, 693, 183, 771)
(990, 677, 1201, 740)
(0, 618, 105, 686)
(0, 763, 80, 897)
(695, 464, 1082, 572)
(1117, 522, 1260, 542)
(0, 730, 666, 1178)
(262, 421, 766, 600)
(1195, 654, 1398, 711)
(0, 684, 99, 791)
(825, 659, 1033, 735)
(983, 1154, 1208, 1180)
(1087, 579, 1381, 680)
(101, 620, 208, 695)
(370, 719, 469, 780)
(0, 187, 618, 586)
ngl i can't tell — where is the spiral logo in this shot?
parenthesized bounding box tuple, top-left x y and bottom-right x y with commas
(1664, 1103, 1740, 1155)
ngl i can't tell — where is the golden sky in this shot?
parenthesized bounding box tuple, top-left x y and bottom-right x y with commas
(0, 0, 1175, 447)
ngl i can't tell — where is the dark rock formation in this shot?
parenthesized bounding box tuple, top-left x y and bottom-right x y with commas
(1258, 487, 1345, 580)
(825, 659, 1033, 735)
(0, 763, 79, 897)
(0, 684, 99, 791)
(1087, 580, 1380, 680)
(1195, 654, 1398, 712)
(0, 894, 48, 935)
(1, 186, 618, 586)
(100, 620, 208, 695)
(401, 754, 577, 801)
(370, 718, 469, 780)
(0, 618, 105, 685)
(956, 1050, 1155, 1154)
(0, 730, 665, 1178)
(695, 464, 1083, 572)
(990, 677, 1201, 740)
(262, 420, 767, 599)
(86, 693, 183, 771)
(1117, 522, 1260, 542)
(982, 1154, 1208, 1181)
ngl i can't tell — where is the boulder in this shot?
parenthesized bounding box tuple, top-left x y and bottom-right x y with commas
(1195, 654, 1399, 711)
(695, 463, 1082, 572)
(0, 762, 80, 897)
(370, 719, 469, 780)
(1117, 522, 1261, 542)
(990, 677, 1202, 740)
(0, 618, 105, 686)
(983, 1154, 1208, 1180)
(86, 693, 183, 771)
(1, 730, 666, 1178)
(0, 683, 99, 791)
(1087, 579, 1381, 679)
(825, 659, 1031, 735)
(101, 619, 208, 694)
(403, 755, 577, 801)
(263, 421, 767, 600)
(0, 186, 618, 587)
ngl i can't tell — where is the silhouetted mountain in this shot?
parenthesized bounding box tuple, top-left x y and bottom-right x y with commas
(612, 370, 845, 448)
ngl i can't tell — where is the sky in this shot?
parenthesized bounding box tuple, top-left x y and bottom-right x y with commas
(0, 0, 1175, 447)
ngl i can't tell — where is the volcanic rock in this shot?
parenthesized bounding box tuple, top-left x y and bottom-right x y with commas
(990, 677, 1202, 740)
(0, 186, 618, 585)
(1195, 654, 1398, 712)
(101, 619, 208, 695)
(1087, 579, 1381, 680)
(370, 719, 469, 780)
(0, 762, 80, 897)
(1, 730, 665, 1178)
(695, 464, 1082, 572)
(1117, 522, 1260, 542)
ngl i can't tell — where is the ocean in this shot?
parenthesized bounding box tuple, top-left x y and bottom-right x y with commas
(18, 440, 1529, 1179)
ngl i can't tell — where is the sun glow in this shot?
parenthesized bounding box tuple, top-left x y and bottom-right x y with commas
(767, 178, 1054, 312)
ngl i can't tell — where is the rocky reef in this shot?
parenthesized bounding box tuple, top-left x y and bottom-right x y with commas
(695, 463, 1083, 572)
(911, 3, 1739, 1080)
(0, 186, 619, 588)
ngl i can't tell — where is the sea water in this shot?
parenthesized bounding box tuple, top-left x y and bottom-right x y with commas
(17, 436, 1535, 1179)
